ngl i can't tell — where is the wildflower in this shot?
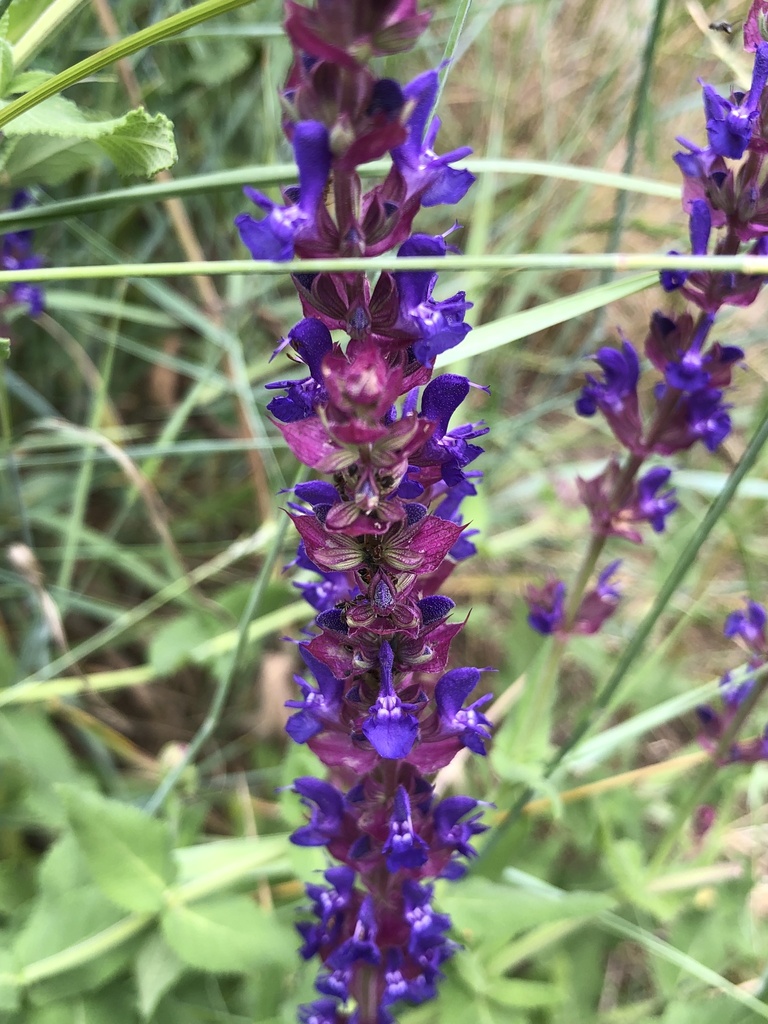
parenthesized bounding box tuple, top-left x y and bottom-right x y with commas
(236, 2, 488, 1017)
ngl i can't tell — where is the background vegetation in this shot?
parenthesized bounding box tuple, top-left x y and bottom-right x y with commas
(1, 0, 767, 1022)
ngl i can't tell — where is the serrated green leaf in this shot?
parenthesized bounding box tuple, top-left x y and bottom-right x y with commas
(135, 932, 185, 1021)
(37, 834, 92, 899)
(26, 980, 139, 1024)
(0, 39, 13, 97)
(6, 70, 56, 94)
(1, 134, 96, 185)
(13, 886, 131, 1004)
(0, 96, 176, 178)
(59, 785, 176, 912)
(174, 834, 291, 886)
(161, 896, 294, 974)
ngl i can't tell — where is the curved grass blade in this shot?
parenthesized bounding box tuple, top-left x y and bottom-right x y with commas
(0, 159, 678, 232)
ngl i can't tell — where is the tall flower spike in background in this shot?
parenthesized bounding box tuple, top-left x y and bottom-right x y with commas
(527, 10, 768, 643)
(236, 3, 488, 1021)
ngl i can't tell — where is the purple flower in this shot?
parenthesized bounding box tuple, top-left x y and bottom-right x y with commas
(328, 896, 381, 969)
(434, 666, 492, 754)
(291, 777, 346, 847)
(392, 69, 475, 208)
(285, 646, 345, 743)
(575, 340, 643, 452)
(572, 561, 622, 635)
(635, 467, 678, 533)
(413, 374, 489, 485)
(361, 642, 421, 758)
(701, 43, 768, 159)
(686, 388, 732, 451)
(432, 794, 488, 877)
(724, 599, 768, 654)
(266, 318, 333, 422)
(661, 200, 711, 293)
(393, 233, 473, 365)
(236, 121, 331, 261)
(298, 999, 343, 1024)
(526, 579, 566, 635)
(383, 787, 428, 870)
(402, 880, 452, 955)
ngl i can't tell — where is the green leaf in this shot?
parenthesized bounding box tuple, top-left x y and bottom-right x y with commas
(0, 709, 92, 828)
(13, 886, 132, 1004)
(603, 838, 677, 919)
(0, 38, 13, 96)
(135, 932, 186, 1021)
(160, 896, 294, 974)
(487, 977, 562, 1009)
(6, 70, 56, 94)
(37, 834, 92, 899)
(59, 785, 176, 912)
(26, 981, 139, 1024)
(1, 135, 97, 185)
(0, 949, 20, 1012)
(149, 613, 220, 676)
(441, 877, 612, 954)
(0, 337, 9, 359)
(0, 96, 176, 178)
(174, 834, 291, 886)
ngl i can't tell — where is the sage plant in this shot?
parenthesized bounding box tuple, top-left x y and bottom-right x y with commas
(236, 3, 491, 1021)
(527, 17, 768, 639)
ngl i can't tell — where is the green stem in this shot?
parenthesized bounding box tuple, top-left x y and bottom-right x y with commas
(0, 0, 260, 130)
(0, 253, 766, 284)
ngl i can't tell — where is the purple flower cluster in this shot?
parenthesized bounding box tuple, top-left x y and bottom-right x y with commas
(236, 4, 488, 1021)
(1, 191, 44, 318)
(527, 29, 768, 637)
(696, 600, 768, 763)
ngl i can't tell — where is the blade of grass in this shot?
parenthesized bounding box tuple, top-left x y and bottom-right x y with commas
(2, 252, 768, 285)
(0, 158, 679, 232)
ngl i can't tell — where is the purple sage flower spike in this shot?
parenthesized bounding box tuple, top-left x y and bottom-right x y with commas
(233, 3, 494, 1017)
